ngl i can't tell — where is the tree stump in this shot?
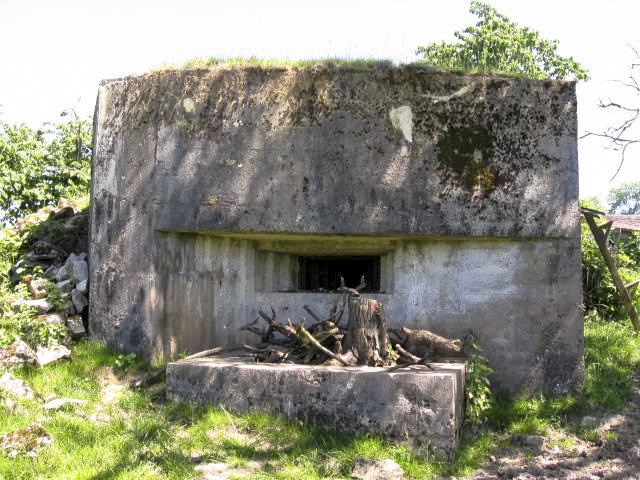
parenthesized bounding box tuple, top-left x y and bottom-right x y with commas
(344, 296, 389, 366)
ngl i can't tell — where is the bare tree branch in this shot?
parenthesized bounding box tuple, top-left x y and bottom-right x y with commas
(582, 46, 640, 180)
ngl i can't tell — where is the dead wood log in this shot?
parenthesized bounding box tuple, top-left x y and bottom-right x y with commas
(303, 305, 322, 323)
(130, 344, 246, 388)
(239, 318, 264, 338)
(398, 327, 463, 359)
(303, 303, 344, 333)
(395, 344, 421, 363)
(339, 286, 361, 297)
(240, 304, 347, 365)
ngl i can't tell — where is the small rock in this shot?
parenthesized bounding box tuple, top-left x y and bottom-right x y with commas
(9, 266, 25, 283)
(11, 298, 54, 315)
(581, 416, 599, 428)
(70, 260, 88, 285)
(57, 199, 78, 211)
(49, 207, 75, 222)
(0, 372, 34, 399)
(64, 299, 76, 315)
(31, 240, 57, 255)
(2, 396, 15, 412)
(602, 414, 626, 430)
(36, 313, 65, 326)
(490, 455, 497, 463)
(26, 251, 58, 261)
(58, 253, 89, 285)
(194, 463, 228, 476)
(71, 289, 88, 314)
(43, 265, 59, 280)
(351, 457, 404, 480)
(35, 345, 71, 367)
(66, 315, 86, 338)
(75, 278, 88, 294)
(55, 279, 74, 293)
(54, 253, 76, 282)
(0, 340, 38, 368)
(512, 434, 546, 452)
(0, 422, 53, 457)
(42, 397, 87, 410)
(28, 278, 49, 300)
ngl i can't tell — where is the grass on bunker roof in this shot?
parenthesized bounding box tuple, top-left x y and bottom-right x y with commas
(158, 56, 397, 71)
(155, 56, 557, 81)
(0, 312, 637, 479)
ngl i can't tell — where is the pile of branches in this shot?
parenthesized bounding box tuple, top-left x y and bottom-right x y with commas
(134, 283, 467, 388)
(239, 282, 465, 370)
(241, 300, 351, 365)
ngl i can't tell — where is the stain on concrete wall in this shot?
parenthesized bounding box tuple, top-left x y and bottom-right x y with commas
(89, 64, 581, 395)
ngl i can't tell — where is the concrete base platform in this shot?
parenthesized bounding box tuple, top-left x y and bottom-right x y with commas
(166, 354, 465, 457)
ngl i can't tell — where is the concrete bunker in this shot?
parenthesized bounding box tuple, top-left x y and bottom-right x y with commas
(89, 64, 582, 402)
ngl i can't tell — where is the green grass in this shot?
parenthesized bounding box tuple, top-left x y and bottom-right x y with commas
(0, 312, 637, 479)
(0, 340, 440, 479)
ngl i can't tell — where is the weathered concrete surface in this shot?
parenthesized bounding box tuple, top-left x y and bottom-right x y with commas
(92, 66, 578, 238)
(89, 64, 582, 395)
(166, 355, 465, 457)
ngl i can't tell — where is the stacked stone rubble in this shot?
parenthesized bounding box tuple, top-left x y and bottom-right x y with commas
(8, 201, 89, 341)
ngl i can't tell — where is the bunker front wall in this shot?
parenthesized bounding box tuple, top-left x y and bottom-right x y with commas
(89, 65, 582, 395)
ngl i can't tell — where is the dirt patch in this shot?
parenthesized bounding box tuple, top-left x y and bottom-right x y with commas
(194, 460, 268, 480)
(455, 377, 640, 479)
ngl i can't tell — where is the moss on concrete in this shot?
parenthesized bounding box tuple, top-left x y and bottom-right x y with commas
(436, 125, 500, 195)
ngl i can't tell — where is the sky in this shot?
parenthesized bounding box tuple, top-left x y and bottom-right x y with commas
(1, 0, 639, 205)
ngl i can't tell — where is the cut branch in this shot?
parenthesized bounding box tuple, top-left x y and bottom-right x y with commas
(298, 325, 352, 366)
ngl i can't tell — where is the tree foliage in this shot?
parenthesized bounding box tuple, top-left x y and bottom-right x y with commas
(608, 181, 640, 214)
(416, 1, 588, 81)
(0, 116, 91, 225)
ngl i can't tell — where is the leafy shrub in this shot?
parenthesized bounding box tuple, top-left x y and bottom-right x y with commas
(115, 352, 137, 371)
(463, 330, 494, 423)
(23, 318, 68, 348)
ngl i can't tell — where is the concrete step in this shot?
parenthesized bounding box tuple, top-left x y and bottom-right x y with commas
(166, 354, 465, 457)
